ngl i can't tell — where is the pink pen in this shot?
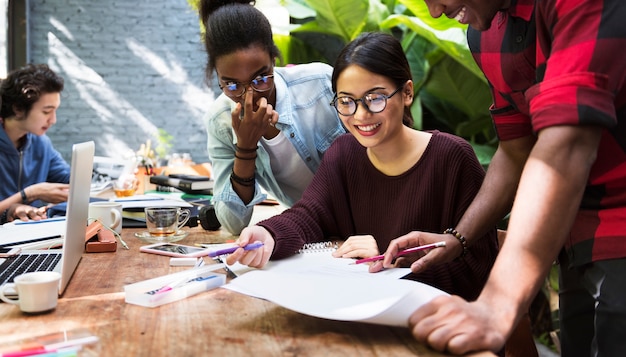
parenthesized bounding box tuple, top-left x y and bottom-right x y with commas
(353, 241, 446, 265)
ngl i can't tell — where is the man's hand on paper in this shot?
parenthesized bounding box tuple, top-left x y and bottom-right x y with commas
(409, 295, 507, 354)
(368, 231, 460, 274)
(226, 225, 275, 268)
(332, 235, 379, 259)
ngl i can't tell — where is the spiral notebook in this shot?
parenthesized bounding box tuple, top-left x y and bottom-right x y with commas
(297, 241, 338, 254)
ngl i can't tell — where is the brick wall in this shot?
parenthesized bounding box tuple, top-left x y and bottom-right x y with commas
(28, 0, 218, 164)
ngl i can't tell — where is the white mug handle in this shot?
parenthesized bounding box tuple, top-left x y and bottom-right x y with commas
(110, 209, 122, 230)
(0, 283, 20, 305)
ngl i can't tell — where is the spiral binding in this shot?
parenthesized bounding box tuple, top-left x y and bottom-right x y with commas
(297, 241, 338, 254)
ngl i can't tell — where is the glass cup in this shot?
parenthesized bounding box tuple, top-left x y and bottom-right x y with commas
(113, 175, 138, 197)
(144, 207, 191, 237)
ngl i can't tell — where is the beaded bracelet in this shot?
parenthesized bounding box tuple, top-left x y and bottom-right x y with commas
(230, 169, 255, 187)
(235, 144, 258, 153)
(20, 189, 28, 204)
(443, 228, 468, 258)
(234, 152, 257, 161)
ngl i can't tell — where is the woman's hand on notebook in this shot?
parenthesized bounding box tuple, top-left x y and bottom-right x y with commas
(225, 226, 275, 268)
(332, 235, 379, 260)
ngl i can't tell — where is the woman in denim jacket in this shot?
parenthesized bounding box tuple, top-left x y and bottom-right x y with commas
(199, 0, 345, 234)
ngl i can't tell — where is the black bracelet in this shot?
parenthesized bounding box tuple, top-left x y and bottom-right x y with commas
(235, 144, 258, 153)
(234, 152, 257, 161)
(20, 189, 28, 204)
(230, 170, 255, 187)
(443, 228, 468, 258)
(0, 209, 8, 225)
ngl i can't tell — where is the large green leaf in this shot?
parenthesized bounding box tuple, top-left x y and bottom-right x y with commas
(273, 34, 328, 66)
(381, 14, 484, 79)
(422, 52, 491, 121)
(399, 0, 468, 30)
(283, 0, 317, 20)
(294, 0, 370, 41)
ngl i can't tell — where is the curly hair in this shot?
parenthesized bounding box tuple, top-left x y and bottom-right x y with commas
(0, 64, 64, 120)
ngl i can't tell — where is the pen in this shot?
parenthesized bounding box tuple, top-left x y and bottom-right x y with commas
(146, 275, 218, 295)
(353, 241, 446, 265)
(207, 241, 264, 258)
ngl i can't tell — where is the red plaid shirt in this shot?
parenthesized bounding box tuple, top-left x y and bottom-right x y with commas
(468, 0, 626, 266)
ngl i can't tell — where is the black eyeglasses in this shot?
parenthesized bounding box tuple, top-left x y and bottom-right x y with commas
(330, 85, 404, 116)
(219, 74, 275, 98)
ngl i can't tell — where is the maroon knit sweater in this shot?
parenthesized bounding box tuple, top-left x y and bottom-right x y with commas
(258, 131, 498, 300)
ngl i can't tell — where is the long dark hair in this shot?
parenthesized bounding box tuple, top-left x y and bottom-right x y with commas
(199, 0, 280, 82)
(0, 64, 64, 120)
(332, 32, 414, 127)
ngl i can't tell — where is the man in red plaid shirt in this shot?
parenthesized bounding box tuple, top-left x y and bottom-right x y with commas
(372, 0, 626, 355)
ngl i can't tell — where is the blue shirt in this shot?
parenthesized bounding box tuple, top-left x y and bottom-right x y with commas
(205, 62, 346, 234)
(0, 127, 70, 205)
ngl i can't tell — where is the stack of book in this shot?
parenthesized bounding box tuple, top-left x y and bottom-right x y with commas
(149, 174, 214, 195)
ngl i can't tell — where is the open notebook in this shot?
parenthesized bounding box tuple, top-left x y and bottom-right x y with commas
(0, 141, 94, 296)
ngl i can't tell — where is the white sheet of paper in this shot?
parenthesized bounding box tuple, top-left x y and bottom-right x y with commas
(224, 251, 447, 327)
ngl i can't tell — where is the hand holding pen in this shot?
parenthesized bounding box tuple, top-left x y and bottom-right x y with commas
(224, 226, 275, 269)
(354, 241, 446, 264)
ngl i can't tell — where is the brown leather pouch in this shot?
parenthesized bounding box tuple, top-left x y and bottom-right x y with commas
(84, 220, 118, 253)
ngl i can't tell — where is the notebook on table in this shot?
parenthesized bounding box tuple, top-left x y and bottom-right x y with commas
(0, 141, 95, 296)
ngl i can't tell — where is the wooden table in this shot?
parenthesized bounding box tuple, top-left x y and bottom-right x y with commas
(0, 208, 495, 356)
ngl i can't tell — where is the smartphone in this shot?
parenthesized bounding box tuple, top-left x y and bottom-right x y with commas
(140, 243, 212, 258)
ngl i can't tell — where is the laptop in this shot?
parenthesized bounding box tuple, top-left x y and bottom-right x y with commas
(0, 141, 95, 296)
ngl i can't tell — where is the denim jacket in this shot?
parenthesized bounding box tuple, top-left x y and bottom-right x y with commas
(205, 62, 345, 234)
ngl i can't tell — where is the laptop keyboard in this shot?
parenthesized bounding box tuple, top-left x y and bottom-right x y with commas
(0, 253, 62, 285)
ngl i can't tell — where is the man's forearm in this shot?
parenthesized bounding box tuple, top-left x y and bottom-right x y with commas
(456, 136, 535, 245)
(478, 126, 602, 335)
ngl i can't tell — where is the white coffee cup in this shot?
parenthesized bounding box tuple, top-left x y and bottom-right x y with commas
(0, 271, 61, 313)
(89, 201, 123, 234)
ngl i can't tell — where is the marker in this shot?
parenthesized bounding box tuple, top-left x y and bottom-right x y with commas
(207, 241, 264, 258)
(353, 241, 446, 265)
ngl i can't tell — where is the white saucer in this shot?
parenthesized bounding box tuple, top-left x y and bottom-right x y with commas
(134, 230, 188, 244)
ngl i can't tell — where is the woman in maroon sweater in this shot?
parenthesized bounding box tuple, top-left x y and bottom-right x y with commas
(227, 32, 498, 300)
